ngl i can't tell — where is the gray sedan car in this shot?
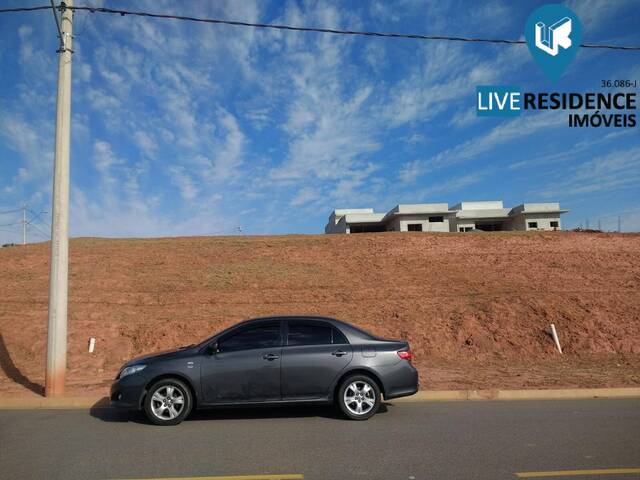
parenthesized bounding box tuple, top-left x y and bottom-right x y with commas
(111, 316, 419, 425)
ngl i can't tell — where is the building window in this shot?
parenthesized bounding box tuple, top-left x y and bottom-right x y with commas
(428, 216, 444, 223)
(459, 227, 464, 232)
(550, 221, 559, 228)
(407, 224, 423, 232)
(528, 222, 538, 229)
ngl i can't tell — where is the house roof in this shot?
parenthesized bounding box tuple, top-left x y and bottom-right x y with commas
(509, 203, 570, 215)
(342, 213, 386, 224)
(456, 208, 512, 219)
(382, 203, 453, 221)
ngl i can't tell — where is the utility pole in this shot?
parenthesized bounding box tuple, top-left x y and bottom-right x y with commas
(46, 0, 73, 397)
(22, 204, 27, 245)
(618, 216, 621, 232)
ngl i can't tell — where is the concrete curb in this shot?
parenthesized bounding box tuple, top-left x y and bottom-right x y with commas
(391, 387, 640, 402)
(0, 396, 109, 409)
(0, 388, 639, 409)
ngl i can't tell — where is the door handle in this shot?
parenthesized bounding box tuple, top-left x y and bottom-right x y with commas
(263, 353, 280, 361)
(332, 349, 348, 357)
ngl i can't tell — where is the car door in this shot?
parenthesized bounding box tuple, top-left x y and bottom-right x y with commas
(281, 320, 353, 400)
(200, 321, 283, 404)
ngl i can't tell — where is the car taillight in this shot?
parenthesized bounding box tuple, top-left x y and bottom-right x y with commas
(397, 348, 412, 361)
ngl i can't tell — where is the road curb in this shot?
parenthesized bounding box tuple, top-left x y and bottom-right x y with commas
(0, 396, 110, 409)
(0, 388, 639, 409)
(391, 387, 640, 402)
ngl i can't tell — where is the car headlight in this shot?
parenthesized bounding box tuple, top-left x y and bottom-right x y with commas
(119, 364, 146, 379)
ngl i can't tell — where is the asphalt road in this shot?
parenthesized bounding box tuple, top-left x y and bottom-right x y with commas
(1, 399, 639, 480)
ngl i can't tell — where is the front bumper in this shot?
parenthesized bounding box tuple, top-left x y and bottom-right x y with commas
(110, 372, 149, 410)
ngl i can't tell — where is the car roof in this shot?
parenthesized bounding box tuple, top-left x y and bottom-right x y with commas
(247, 315, 338, 323)
(240, 315, 380, 341)
(196, 316, 384, 349)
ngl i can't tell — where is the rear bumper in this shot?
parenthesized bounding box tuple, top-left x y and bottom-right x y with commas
(384, 383, 419, 400)
(380, 361, 420, 400)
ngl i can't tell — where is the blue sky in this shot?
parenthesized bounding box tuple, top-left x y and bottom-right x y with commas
(0, 0, 639, 242)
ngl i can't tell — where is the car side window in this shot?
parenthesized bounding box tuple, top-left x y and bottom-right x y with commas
(218, 324, 281, 353)
(332, 327, 349, 345)
(288, 323, 333, 346)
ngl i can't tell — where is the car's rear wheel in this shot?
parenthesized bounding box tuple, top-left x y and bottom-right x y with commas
(337, 374, 381, 420)
(144, 378, 192, 426)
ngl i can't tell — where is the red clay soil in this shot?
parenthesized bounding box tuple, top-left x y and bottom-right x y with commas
(0, 231, 639, 397)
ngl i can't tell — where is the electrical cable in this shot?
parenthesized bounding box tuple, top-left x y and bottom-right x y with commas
(28, 209, 50, 228)
(29, 222, 50, 239)
(1, 4, 639, 51)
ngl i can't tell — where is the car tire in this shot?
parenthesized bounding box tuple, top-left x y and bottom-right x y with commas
(337, 374, 381, 420)
(144, 378, 193, 426)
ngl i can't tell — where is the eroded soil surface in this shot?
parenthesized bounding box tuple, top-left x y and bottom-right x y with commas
(1, 231, 639, 396)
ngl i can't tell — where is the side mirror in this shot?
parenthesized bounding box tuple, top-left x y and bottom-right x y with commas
(204, 342, 219, 356)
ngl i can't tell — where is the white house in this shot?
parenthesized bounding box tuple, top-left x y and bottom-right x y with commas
(325, 201, 568, 234)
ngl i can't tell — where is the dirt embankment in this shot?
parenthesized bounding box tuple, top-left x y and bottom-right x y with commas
(1, 231, 639, 396)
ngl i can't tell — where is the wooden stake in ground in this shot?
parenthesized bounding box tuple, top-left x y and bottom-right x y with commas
(550, 324, 563, 354)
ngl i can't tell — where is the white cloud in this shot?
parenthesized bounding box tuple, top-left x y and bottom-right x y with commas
(77, 63, 92, 82)
(399, 110, 566, 183)
(379, 42, 526, 127)
(92, 140, 124, 204)
(206, 109, 245, 182)
(133, 131, 157, 158)
(169, 166, 199, 201)
(87, 88, 121, 110)
(537, 146, 640, 198)
(565, 0, 637, 32)
(0, 112, 53, 184)
(290, 187, 320, 207)
(17, 25, 33, 40)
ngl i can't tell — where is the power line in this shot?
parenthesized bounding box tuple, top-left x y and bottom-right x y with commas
(2, 4, 639, 51)
(67, 6, 640, 51)
(29, 222, 51, 239)
(0, 6, 52, 13)
(0, 208, 22, 215)
(28, 208, 50, 228)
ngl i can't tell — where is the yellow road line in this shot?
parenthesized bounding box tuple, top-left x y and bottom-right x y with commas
(516, 468, 640, 478)
(113, 475, 303, 480)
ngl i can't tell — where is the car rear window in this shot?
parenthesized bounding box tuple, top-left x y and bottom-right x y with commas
(287, 322, 351, 345)
(288, 323, 332, 346)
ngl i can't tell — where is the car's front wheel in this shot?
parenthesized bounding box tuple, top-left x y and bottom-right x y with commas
(337, 375, 381, 420)
(144, 378, 193, 426)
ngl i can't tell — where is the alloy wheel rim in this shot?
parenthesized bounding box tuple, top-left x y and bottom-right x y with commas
(343, 380, 375, 415)
(151, 385, 185, 420)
